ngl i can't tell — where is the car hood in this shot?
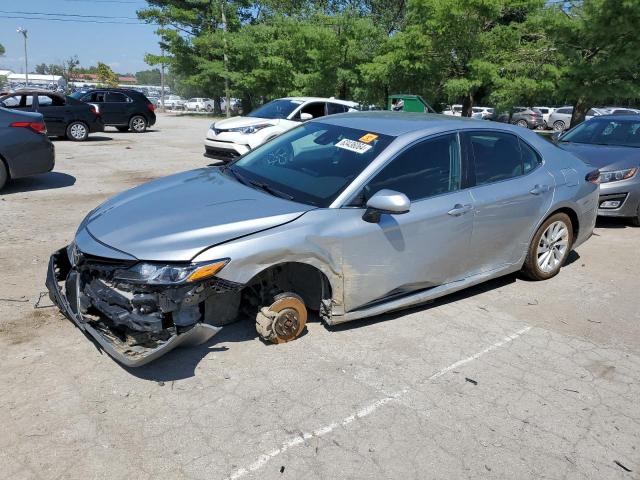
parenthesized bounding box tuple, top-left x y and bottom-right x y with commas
(557, 142, 640, 171)
(83, 168, 311, 262)
(214, 116, 281, 129)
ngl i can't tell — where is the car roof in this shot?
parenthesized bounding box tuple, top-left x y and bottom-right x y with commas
(2, 89, 66, 99)
(587, 114, 640, 121)
(283, 96, 358, 106)
(314, 111, 531, 137)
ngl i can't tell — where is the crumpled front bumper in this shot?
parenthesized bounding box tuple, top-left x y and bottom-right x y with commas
(45, 247, 222, 368)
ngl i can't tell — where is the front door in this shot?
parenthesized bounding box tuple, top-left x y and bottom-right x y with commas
(462, 130, 555, 273)
(340, 133, 474, 312)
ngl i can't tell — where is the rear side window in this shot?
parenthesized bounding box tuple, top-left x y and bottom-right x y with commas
(520, 139, 542, 173)
(327, 103, 348, 115)
(83, 92, 107, 102)
(38, 95, 65, 107)
(467, 132, 526, 185)
(107, 92, 129, 103)
(365, 133, 461, 201)
(557, 108, 572, 114)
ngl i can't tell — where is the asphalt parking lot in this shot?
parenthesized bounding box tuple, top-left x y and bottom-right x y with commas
(1, 113, 639, 480)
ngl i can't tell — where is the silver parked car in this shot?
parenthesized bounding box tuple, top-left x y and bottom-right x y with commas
(549, 106, 573, 131)
(46, 113, 599, 366)
(555, 115, 640, 225)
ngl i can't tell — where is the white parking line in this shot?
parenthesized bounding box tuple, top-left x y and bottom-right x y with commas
(226, 325, 532, 480)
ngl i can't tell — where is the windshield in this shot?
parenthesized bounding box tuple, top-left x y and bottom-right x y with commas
(226, 122, 395, 207)
(561, 119, 640, 148)
(248, 99, 303, 119)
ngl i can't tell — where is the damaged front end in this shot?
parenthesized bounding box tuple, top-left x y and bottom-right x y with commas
(46, 244, 242, 367)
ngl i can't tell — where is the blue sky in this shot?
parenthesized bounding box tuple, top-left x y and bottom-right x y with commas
(0, 0, 160, 74)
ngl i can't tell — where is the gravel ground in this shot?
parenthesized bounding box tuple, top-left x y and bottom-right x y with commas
(1, 113, 639, 480)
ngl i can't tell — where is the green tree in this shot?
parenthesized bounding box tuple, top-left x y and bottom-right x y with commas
(135, 68, 162, 85)
(0, 43, 5, 56)
(545, 0, 640, 125)
(96, 62, 119, 87)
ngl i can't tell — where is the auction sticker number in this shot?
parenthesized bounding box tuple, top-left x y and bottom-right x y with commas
(335, 138, 372, 154)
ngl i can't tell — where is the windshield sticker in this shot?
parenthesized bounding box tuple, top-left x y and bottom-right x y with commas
(335, 138, 372, 154)
(359, 133, 378, 143)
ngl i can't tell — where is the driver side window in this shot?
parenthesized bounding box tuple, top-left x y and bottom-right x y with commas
(365, 133, 461, 202)
(294, 102, 326, 120)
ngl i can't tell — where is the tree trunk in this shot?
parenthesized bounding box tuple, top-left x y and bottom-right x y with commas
(570, 97, 590, 128)
(462, 93, 474, 117)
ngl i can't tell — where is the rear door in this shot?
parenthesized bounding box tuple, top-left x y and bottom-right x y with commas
(35, 94, 67, 136)
(103, 92, 132, 125)
(461, 130, 554, 273)
(340, 133, 475, 311)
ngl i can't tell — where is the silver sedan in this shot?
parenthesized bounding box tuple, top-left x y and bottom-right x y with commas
(46, 112, 599, 366)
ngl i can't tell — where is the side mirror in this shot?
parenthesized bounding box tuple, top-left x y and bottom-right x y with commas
(362, 189, 410, 223)
(300, 112, 313, 121)
(551, 131, 563, 143)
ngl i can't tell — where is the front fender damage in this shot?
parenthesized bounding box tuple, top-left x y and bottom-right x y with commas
(46, 247, 241, 367)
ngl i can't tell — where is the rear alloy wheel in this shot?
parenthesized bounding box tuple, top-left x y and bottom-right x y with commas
(129, 115, 147, 133)
(116, 126, 129, 132)
(66, 121, 89, 141)
(256, 293, 307, 344)
(0, 161, 8, 190)
(553, 120, 566, 132)
(516, 119, 529, 128)
(522, 213, 573, 280)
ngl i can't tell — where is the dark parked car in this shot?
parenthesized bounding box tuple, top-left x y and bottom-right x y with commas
(71, 88, 156, 133)
(0, 107, 55, 190)
(555, 115, 640, 225)
(496, 107, 544, 129)
(0, 90, 104, 141)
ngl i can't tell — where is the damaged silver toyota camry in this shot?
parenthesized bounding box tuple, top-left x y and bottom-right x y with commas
(47, 112, 600, 366)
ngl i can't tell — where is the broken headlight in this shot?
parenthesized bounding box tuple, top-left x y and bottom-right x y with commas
(113, 259, 229, 285)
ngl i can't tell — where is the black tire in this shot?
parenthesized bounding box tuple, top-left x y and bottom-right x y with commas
(116, 126, 129, 132)
(129, 115, 147, 133)
(0, 161, 8, 190)
(631, 205, 640, 227)
(522, 213, 573, 281)
(66, 121, 89, 141)
(553, 120, 566, 132)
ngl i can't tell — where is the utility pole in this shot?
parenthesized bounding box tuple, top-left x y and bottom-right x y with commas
(17, 28, 28, 86)
(220, 0, 230, 118)
(160, 47, 166, 112)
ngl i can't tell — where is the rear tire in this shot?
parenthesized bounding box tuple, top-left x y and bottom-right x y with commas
(116, 126, 129, 132)
(522, 213, 573, 280)
(631, 205, 640, 227)
(553, 120, 566, 132)
(66, 121, 89, 141)
(129, 115, 147, 133)
(0, 161, 8, 190)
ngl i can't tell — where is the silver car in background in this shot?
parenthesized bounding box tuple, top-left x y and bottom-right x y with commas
(47, 113, 599, 366)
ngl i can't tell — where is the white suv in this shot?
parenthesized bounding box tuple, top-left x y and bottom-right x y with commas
(162, 95, 186, 110)
(185, 97, 214, 112)
(204, 97, 359, 161)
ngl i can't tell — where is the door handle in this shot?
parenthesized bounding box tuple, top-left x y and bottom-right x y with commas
(447, 204, 473, 217)
(530, 184, 549, 195)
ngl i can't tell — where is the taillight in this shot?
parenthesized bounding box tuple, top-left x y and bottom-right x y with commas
(90, 105, 101, 116)
(10, 121, 47, 134)
(585, 169, 600, 184)
(147, 103, 155, 112)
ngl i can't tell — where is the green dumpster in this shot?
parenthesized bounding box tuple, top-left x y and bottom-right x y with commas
(388, 94, 435, 113)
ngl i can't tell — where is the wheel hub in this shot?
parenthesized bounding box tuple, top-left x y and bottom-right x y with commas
(272, 308, 299, 341)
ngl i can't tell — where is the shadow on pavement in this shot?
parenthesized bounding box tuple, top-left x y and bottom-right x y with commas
(1, 172, 76, 195)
